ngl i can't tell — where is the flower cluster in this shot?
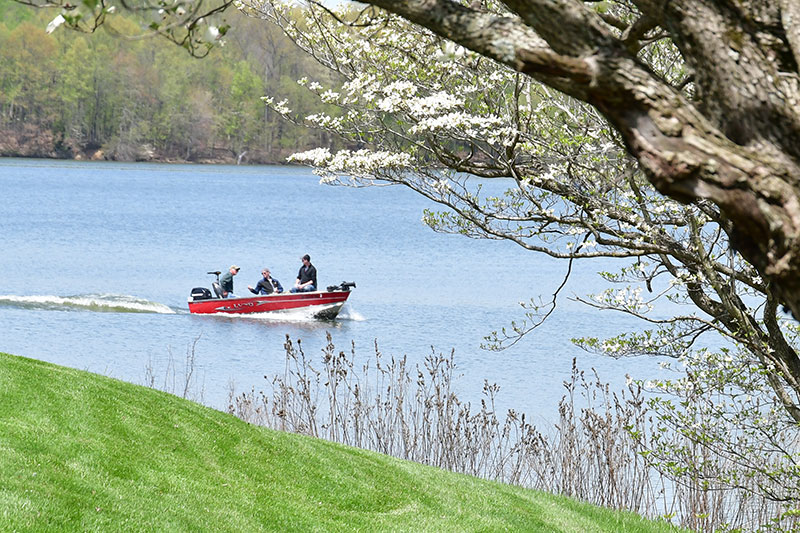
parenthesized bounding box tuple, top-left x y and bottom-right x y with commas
(289, 148, 413, 182)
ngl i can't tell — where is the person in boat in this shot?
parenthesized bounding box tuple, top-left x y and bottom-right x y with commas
(290, 254, 317, 293)
(219, 265, 240, 298)
(248, 268, 283, 295)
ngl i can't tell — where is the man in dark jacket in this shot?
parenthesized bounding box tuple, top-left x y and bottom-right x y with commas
(248, 268, 283, 295)
(290, 254, 317, 293)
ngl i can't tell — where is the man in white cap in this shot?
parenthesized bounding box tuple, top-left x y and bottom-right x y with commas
(220, 265, 240, 298)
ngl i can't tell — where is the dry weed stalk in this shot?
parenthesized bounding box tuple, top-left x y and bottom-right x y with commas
(227, 334, 797, 531)
(144, 334, 205, 402)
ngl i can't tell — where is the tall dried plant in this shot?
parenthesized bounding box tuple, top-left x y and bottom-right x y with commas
(227, 334, 798, 531)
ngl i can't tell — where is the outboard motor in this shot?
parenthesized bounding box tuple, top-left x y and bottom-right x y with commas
(212, 281, 224, 299)
(326, 281, 357, 292)
(190, 287, 213, 301)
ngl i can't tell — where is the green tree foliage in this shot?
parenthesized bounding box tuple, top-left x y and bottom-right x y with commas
(0, 0, 341, 162)
(223, 60, 265, 158)
(0, 22, 56, 122)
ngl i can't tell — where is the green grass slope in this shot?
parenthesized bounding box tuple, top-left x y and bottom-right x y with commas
(0, 352, 681, 532)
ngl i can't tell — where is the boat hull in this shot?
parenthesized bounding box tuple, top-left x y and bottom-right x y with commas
(188, 290, 351, 319)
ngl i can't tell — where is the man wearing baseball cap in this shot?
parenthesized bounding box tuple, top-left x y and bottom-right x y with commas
(220, 264, 240, 298)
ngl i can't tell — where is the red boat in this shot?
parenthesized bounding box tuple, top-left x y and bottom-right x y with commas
(188, 272, 355, 319)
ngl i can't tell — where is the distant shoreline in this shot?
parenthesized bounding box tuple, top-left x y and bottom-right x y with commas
(0, 150, 289, 166)
(0, 128, 293, 165)
(0, 153, 288, 165)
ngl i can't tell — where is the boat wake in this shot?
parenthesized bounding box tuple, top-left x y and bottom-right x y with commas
(0, 294, 176, 314)
(338, 307, 366, 321)
(206, 303, 365, 322)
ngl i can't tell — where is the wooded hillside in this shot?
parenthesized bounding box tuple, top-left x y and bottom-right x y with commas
(0, 0, 341, 163)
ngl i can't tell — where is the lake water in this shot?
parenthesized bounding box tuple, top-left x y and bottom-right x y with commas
(0, 158, 666, 421)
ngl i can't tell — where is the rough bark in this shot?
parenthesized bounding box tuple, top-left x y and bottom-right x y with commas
(354, 0, 800, 319)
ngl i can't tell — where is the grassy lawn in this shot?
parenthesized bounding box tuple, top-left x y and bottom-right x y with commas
(0, 352, 682, 532)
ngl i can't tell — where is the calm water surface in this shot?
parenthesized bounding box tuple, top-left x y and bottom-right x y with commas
(0, 158, 666, 420)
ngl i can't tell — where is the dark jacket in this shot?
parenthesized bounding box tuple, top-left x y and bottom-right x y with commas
(249, 276, 283, 295)
(297, 263, 317, 288)
(220, 271, 234, 293)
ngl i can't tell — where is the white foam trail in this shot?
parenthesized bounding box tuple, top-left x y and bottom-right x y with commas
(338, 307, 366, 321)
(213, 306, 334, 322)
(0, 294, 176, 314)
(215, 310, 314, 321)
(205, 302, 363, 322)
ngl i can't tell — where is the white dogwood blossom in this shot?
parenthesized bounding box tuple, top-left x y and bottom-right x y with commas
(289, 149, 413, 182)
(260, 96, 291, 115)
(45, 14, 65, 34)
(408, 92, 462, 116)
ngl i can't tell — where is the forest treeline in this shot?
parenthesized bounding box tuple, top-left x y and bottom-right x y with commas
(0, 0, 342, 163)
